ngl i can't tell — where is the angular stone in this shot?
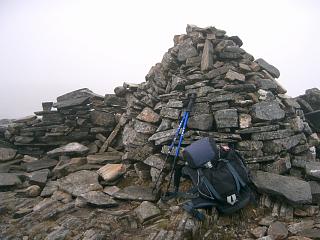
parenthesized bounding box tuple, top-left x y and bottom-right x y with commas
(250, 226, 268, 238)
(225, 69, 245, 81)
(305, 162, 320, 181)
(144, 154, 166, 170)
(298, 229, 320, 239)
(14, 136, 34, 144)
(236, 124, 279, 134)
(239, 114, 252, 129)
(122, 125, 150, 147)
(252, 171, 312, 205)
(201, 39, 214, 71)
(57, 88, 102, 102)
(79, 191, 118, 207)
(205, 65, 231, 79)
(188, 114, 213, 130)
(309, 181, 320, 203)
(134, 201, 161, 223)
(90, 110, 115, 127)
(252, 129, 294, 141)
(208, 93, 237, 103)
(192, 103, 211, 114)
(47, 142, 89, 158)
(113, 186, 157, 201)
(53, 96, 90, 109)
(29, 169, 49, 187)
(13, 115, 37, 123)
(97, 164, 126, 182)
(149, 129, 176, 142)
(263, 133, 307, 153)
(136, 107, 160, 123)
(288, 220, 314, 235)
(134, 120, 157, 134)
(160, 107, 180, 120)
(22, 158, 58, 172)
(0, 147, 17, 162)
(267, 221, 288, 240)
(171, 76, 189, 91)
(57, 170, 102, 197)
(255, 58, 280, 78)
(214, 109, 238, 128)
(0, 173, 21, 187)
(103, 186, 120, 197)
(255, 78, 278, 90)
(53, 157, 87, 178)
(41, 181, 59, 197)
(87, 152, 123, 164)
(224, 83, 256, 92)
(177, 38, 198, 62)
(237, 141, 263, 151)
(251, 101, 285, 121)
(262, 156, 292, 175)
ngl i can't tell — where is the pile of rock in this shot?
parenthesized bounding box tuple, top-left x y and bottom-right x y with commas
(117, 24, 320, 205)
(3, 88, 126, 156)
(1, 25, 320, 240)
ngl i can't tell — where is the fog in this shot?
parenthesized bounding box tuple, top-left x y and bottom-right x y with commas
(0, 0, 319, 118)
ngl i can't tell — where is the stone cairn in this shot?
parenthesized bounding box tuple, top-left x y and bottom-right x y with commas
(1, 25, 320, 239)
(3, 88, 126, 156)
(116, 24, 320, 206)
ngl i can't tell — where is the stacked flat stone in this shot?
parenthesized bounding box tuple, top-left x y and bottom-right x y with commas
(117, 25, 320, 204)
(4, 88, 126, 156)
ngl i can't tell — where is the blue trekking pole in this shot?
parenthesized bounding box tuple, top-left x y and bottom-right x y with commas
(152, 93, 197, 194)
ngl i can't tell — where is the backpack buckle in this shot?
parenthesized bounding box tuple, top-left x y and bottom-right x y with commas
(227, 194, 238, 205)
(204, 161, 213, 168)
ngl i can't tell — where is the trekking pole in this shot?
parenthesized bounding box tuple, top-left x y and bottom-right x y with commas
(152, 111, 187, 192)
(165, 93, 196, 194)
(152, 93, 196, 194)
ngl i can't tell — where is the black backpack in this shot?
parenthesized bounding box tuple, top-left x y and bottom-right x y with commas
(179, 137, 254, 220)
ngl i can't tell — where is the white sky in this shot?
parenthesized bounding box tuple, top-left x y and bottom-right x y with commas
(0, 0, 319, 118)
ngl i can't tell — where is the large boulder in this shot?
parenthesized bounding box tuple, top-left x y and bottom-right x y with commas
(252, 171, 312, 205)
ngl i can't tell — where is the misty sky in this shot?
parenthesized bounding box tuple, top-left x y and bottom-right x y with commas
(0, 0, 319, 119)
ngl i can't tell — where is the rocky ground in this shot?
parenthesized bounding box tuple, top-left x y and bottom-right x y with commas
(1, 24, 320, 239)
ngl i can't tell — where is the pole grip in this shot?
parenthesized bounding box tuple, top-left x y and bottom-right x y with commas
(186, 93, 197, 112)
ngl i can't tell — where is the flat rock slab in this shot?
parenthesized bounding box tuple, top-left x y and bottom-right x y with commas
(255, 58, 280, 78)
(13, 115, 37, 123)
(22, 158, 58, 172)
(41, 181, 59, 197)
(0, 173, 21, 187)
(136, 107, 160, 123)
(90, 110, 115, 127)
(87, 152, 123, 164)
(252, 171, 312, 205)
(112, 186, 157, 202)
(134, 201, 161, 223)
(144, 154, 166, 170)
(57, 170, 102, 197)
(0, 147, 17, 162)
(188, 114, 213, 130)
(251, 101, 285, 121)
(305, 162, 320, 181)
(29, 169, 50, 187)
(53, 96, 90, 109)
(47, 142, 89, 158)
(97, 164, 126, 182)
(214, 109, 238, 128)
(268, 221, 288, 240)
(79, 191, 118, 207)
